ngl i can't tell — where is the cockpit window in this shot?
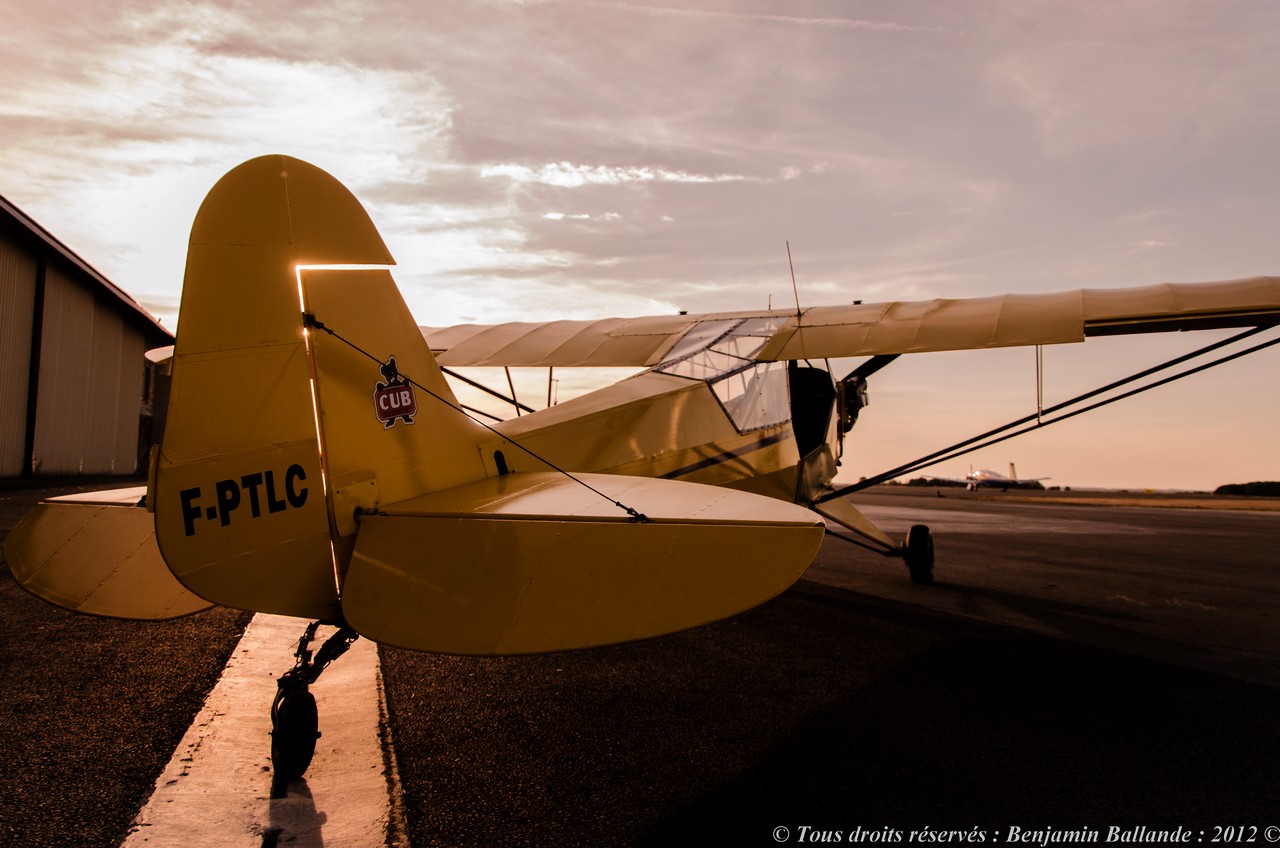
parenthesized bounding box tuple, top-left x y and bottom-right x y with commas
(659, 319, 740, 366)
(655, 317, 786, 380)
(710, 360, 790, 432)
(655, 317, 791, 432)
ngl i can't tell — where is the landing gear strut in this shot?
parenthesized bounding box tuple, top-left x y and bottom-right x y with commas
(903, 524, 935, 585)
(270, 621, 359, 793)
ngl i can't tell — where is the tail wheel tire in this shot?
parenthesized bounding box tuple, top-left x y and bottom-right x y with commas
(271, 687, 320, 782)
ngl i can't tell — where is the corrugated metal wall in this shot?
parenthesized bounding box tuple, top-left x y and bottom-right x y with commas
(0, 230, 37, 475)
(1, 196, 167, 478)
(31, 264, 146, 475)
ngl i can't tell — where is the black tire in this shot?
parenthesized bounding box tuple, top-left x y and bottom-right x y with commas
(271, 686, 319, 783)
(904, 524, 935, 585)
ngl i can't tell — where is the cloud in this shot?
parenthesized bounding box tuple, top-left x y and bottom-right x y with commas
(980, 2, 1280, 160)
(0, 1, 461, 324)
(481, 162, 749, 187)
(544, 212, 606, 221)
(546, 1, 957, 34)
(0, 0, 1275, 487)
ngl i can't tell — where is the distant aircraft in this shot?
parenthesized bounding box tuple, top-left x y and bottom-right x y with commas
(964, 463, 1050, 491)
(5, 155, 1279, 781)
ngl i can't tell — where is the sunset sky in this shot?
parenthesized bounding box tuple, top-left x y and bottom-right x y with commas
(2, 0, 1277, 489)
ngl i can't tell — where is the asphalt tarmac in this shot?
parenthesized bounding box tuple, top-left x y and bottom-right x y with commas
(2, 483, 1278, 847)
(815, 487, 1280, 687)
(0, 480, 251, 848)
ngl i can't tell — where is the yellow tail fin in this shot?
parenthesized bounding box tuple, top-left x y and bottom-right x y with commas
(153, 156, 400, 619)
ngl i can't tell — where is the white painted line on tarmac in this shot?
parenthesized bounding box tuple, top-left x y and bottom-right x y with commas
(121, 613, 404, 847)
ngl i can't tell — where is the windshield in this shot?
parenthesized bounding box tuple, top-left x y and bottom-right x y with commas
(654, 317, 791, 432)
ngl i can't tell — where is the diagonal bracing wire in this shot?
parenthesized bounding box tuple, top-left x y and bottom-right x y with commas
(302, 312, 649, 522)
(818, 326, 1280, 502)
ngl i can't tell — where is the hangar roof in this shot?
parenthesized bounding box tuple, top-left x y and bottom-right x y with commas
(0, 191, 172, 345)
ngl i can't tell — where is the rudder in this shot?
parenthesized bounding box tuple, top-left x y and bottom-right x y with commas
(298, 266, 494, 547)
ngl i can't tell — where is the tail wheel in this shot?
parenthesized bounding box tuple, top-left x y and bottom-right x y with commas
(271, 686, 319, 783)
(904, 524, 935, 585)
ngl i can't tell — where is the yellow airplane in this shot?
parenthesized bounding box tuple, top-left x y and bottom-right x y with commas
(6, 155, 1279, 780)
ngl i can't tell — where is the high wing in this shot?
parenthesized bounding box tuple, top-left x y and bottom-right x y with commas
(424, 276, 1280, 367)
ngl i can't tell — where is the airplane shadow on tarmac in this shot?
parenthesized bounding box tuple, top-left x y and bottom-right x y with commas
(640, 603, 1278, 843)
(383, 582, 1280, 848)
(265, 779, 328, 848)
(897, 577, 1271, 688)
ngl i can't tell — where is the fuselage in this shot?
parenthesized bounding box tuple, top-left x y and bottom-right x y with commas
(486, 317, 849, 506)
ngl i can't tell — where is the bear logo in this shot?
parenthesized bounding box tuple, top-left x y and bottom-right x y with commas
(373, 356, 417, 428)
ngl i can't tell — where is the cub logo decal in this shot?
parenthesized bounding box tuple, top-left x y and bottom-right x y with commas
(374, 355, 417, 428)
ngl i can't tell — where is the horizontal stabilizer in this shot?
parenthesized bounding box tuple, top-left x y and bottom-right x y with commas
(4, 488, 213, 620)
(341, 472, 824, 654)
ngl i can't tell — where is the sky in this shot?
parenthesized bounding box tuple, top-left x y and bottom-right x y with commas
(2, 0, 1277, 490)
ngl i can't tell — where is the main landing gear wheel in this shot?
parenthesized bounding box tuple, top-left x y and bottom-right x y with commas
(904, 524, 935, 585)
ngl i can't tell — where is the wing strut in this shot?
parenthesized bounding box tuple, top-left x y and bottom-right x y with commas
(845, 353, 901, 381)
(819, 326, 1280, 501)
(440, 365, 537, 415)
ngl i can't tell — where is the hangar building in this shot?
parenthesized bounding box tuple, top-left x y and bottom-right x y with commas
(1, 193, 172, 478)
